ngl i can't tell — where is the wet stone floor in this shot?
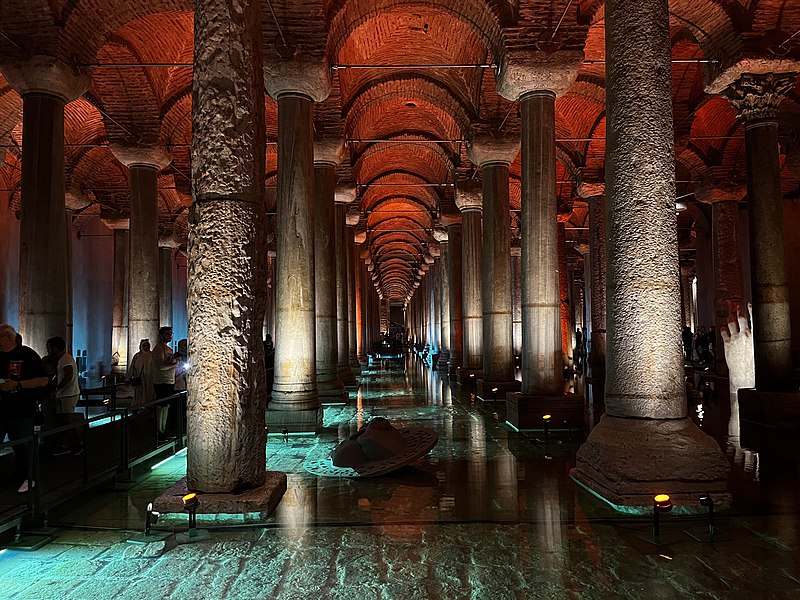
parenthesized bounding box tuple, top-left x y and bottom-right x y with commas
(0, 356, 798, 599)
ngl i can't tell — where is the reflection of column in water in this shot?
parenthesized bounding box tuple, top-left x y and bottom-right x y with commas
(490, 439, 517, 515)
(276, 473, 317, 536)
(468, 415, 487, 519)
(430, 369, 441, 406)
(356, 388, 364, 431)
(532, 462, 568, 577)
(443, 381, 452, 407)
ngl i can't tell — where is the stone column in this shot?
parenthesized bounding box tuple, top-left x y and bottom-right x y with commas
(696, 182, 746, 376)
(446, 220, 464, 373)
(264, 59, 331, 429)
(313, 139, 347, 402)
(578, 181, 607, 380)
(557, 221, 572, 367)
(572, 0, 729, 508)
(434, 228, 451, 369)
(721, 73, 796, 391)
(455, 182, 483, 381)
(110, 224, 129, 373)
(0, 56, 88, 354)
(111, 145, 171, 370)
(158, 244, 174, 328)
(335, 187, 357, 388)
(185, 0, 271, 493)
(346, 210, 361, 375)
(355, 239, 367, 365)
(511, 243, 522, 361)
(467, 136, 520, 397)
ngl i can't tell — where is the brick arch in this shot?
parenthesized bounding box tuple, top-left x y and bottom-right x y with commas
(354, 143, 453, 186)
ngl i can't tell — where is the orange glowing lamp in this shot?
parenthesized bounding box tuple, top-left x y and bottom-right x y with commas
(653, 494, 672, 511)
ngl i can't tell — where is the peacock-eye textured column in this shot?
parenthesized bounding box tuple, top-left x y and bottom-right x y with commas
(335, 188, 357, 388)
(446, 220, 464, 373)
(186, 0, 269, 493)
(695, 182, 746, 377)
(467, 136, 520, 397)
(572, 0, 729, 509)
(722, 73, 796, 392)
(1, 56, 88, 355)
(110, 225, 129, 373)
(434, 228, 451, 370)
(578, 180, 606, 380)
(346, 212, 361, 375)
(313, 140, 347, 402)
(455, 183, 484, 381)
(111, 146, 171, 372)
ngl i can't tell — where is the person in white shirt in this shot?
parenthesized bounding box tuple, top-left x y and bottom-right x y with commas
(48, 336, 84, 456)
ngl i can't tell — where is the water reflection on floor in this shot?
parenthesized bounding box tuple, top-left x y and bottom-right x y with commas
(1, 355, 799, 599)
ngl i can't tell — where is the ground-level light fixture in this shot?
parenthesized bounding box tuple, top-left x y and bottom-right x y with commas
(126, 502, 171, 544)
(653, 494, 673, 543)
(176, 492, 210, 544)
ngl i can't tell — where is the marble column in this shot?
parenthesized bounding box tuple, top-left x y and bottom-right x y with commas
(111, 146, 171, 370)
(455, 182, 484, 380)
(110, 225, 129, 373)
(721, 73, 796, 391)
(158, 244, 174, 328)
(434, 228, 451, 370)
(578, 182, 606, 380)
(557, 221, 572, 367)
(355, 240, 367, 365)
(446, 220, 464, 373)
(696, 182, 746, 377)
(0, 57, 88, 354)
(572, 0, 729, 508)
(313, 139, 347, 402)
(186, 0, 269, 492)
(511, 243, 522, 361)
(335, 187, 357, 388)
(467, 136, 520, 396)
(264, 61, 332, 428)
(346, 211, 361, 375)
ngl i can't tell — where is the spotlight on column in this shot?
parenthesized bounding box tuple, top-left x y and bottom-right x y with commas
(126, 502, 172, 544)
(176, 492, 210, 544)
(652, 494, 672, 544)
(686, 493, 728, 543)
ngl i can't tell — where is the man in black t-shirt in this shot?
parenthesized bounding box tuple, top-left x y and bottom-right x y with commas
(0, 324, 49, 493)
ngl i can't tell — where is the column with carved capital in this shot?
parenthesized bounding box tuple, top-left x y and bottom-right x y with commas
(695, 182, 746, 376)
(264, 56, 331, 429)
(335, 187, 357, 388)
(313, 140, 347, 402)
(721, 73, 796, 391)
(468, 136, 520, 397)
(578, 181, 606, 380)
(111, 145, 172, 369)
(346, 209, 361, 375)
(511, 243, 522, 361)
(571, 0, 729, 509)
(433, 228, 451, 369)
(182, 0, 272, 495)
(445, 219, 463, 373)
(455, 183, 483, 382)
(105, 221, 129, 373)
(1, 56, 88, 353)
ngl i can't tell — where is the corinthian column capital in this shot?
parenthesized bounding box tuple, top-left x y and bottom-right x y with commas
(722, 72, 797, 123)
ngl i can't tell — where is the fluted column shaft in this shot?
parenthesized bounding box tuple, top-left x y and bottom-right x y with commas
(270, 94, 318, 410)
(314, 162, 345, 400)
(188, 0, 267, 491)
(128, 164, 161, 368)
(481, 163, 515, 382)
(520, 91, 561, 395)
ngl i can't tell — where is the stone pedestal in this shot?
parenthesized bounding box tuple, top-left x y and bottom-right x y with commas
(153, 472, 287, 516)
(506, 392, 584, 430)
(266, 406, 323, 434)
(572, 415, 730, 511)
(476, 378, 521, 401)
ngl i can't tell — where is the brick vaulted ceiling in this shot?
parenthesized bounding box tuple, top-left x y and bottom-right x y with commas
(1, 1, 800, 302)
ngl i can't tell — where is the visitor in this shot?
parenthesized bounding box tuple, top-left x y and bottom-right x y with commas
(0, 324, 49, 493)
(152, 326, 177, 441)
(48, 336, 84, 456)
(128, 338, 155, 408)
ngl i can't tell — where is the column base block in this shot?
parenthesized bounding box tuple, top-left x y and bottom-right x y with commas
(737, 388, 800, 453)
(476, 379, 520, 401)
(570, 414, 730, 513)
(152, 471, 287, 516)
(266, 406, 323, 434)
(505, 392, 583, 430)
(456, 367, 482, 386)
